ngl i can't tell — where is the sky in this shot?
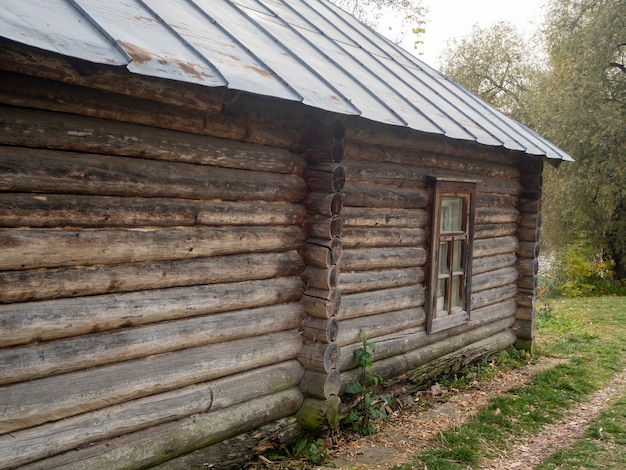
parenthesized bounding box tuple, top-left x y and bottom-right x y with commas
(408, 0, 548, 68)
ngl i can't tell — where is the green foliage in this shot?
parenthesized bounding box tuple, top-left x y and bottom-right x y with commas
(264, 433, 334, 467)
(439, 21, 537, 114)
(439, 347, 530, 390)
(440, 0, 626, 281)
(343, 330, 391, 436)
(530, 0, 626, 280)
(539, 243, 626, 298)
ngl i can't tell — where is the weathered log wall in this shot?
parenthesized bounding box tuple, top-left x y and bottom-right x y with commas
(337, 136, 525, 389)
(0, 84, 308, 469)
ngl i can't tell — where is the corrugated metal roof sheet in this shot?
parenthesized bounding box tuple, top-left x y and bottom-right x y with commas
(0, 0, 573, 161)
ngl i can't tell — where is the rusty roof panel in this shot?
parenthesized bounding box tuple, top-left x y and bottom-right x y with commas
(0, 0, 573, 162)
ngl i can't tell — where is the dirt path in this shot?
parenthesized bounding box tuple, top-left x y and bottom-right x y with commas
(326, 358, 626, 469)
(479, 367, 626, 469)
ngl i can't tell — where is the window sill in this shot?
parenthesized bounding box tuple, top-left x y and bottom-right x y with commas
(428, 310, 469, 334)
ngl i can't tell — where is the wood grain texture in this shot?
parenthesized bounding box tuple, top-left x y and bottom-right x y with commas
(341, 247, 427, 271)
(0, 331, 303, 435)
(0, 105, 306, 174)
(0, 303, 304, 385)
(0, 361, 303, 469)
(17, 388, 303, 470)
(340, 268, 424, 294)
(337, 285, 425, 320)
(0, 226, 305, 270)
(0, 278, 304, 347)
(0, 146, 306, 202)
(0, 251, 304, 303)
(0, 193, 306, 228)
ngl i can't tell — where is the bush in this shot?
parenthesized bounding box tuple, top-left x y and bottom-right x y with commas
(539, 243, 626, 298)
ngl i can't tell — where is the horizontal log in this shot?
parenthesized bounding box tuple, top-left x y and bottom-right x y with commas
(304, 164, 345, 192)
(517, 241, 540, 259)
(516, 289, 536, 308)
(302, 265, 340, 291)
(474, 223, 518, 240)
(517, 275, 538, 290)
(0, 331, 303, 435)
(342, 206, 428, 228)
(18, 388, 303, 470)
(342, 157, 519, 186)
(340, 268, 424, 294)
(300, 316, 339, 343)
(296, 395, 342, 431)
(337, 285, 425, 321)
(300, 288, 341, 319)
(336, 307, 426, 345)
(407, 330, 517, 387)
(346, 123, 517, 165)
(520, 172, 542, 189)
(301, 238, 343, 268)
(475, 207, 519, 225)
(518, 227, 540, 242)
(0, 226, 305, 271)
(0, 70, 301, 150)
(471, 283, 518, 310)
(306, 214, 343, 239)
(0, 146, 306, 202)
(520, 212, 542, 229)
(0, 45, 224, 113)
(0, 193, 306, 228)
(155, 417, 300, 470)
(340, 317, 516, 384)
(472, 267, 519, 292)
(342, 182, 430, 209)
(304, 192, 343, 217)
(0, 105, 306, 174)
(0, 361, 303, 469)
(338, 302, 516, 372)
(303, 140, 345, 164)
(341, 247, 428, 271)
(517, 198, 541, 213)
(0, 251, 304, 303)
(472, 253, 517, 275)
(513, 319, 536, 340)
(298, 369, 342, 399)
(0, 303, 304, 386)
(515, 307, 534, 322)
(298, 341, 341, 374)
(473, 236, 519, 259)
(0, 278, 304, 348)
(341, 227, 427, 248)
(518, 258, 539, 277)
(477, 192, 518, 209)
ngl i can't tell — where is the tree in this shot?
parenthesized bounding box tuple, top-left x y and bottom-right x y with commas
(438, 0, 626, 281)
(438, 21, 537, 115)
(529, 0, 626, 279)
(329, 0, 427, 49)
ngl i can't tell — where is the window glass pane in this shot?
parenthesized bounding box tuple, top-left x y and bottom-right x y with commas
(451, 276, 462, 310)
(438, 242, 449, 275)
(452, 240, 463, 272)
(441, 197, 463, 232)
(436, 279, 447, 313)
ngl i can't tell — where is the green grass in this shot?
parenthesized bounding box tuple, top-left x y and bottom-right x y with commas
(404, 296, 626, 469)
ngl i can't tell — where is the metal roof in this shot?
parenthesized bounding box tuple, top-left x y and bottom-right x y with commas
(0, 0, 573, 161)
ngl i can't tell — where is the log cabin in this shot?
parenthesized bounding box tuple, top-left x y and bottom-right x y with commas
(0, 0, 572, 468)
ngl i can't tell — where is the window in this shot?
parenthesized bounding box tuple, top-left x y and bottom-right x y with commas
(427, 180, 476, 333)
